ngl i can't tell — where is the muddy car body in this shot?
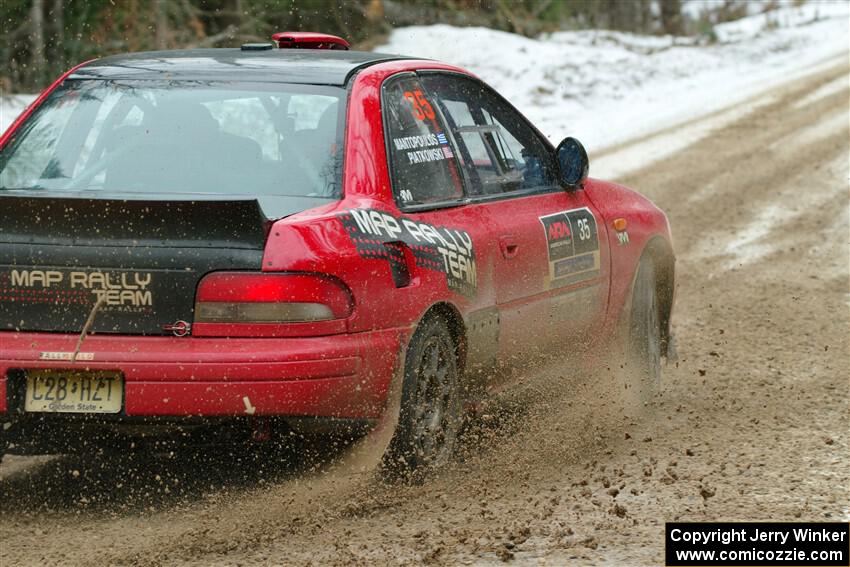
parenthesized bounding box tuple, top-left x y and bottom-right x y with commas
(0, 34, 674, 471)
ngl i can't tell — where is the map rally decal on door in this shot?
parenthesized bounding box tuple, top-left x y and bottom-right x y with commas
(339, 208, 477, 298)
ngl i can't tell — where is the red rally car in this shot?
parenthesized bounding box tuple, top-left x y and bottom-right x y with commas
(0, 32, 674, 473)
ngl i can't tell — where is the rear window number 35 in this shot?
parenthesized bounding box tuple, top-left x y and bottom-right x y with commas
(404, 90, 436, 121)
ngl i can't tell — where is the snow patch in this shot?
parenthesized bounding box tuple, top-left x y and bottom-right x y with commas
(713, 1, 850, 43)
(377, 3, 849, 177)
(594, 92, 778, 182)
(2, 4, 847, 185)
(772, 110, 848, 149)
(696, 151, 849, 270)
(721, 203, 796, 268)
(791, 75, 849, 110)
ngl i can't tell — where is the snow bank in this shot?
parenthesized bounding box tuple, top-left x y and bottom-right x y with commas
(1, 3, 846, 159)
(713, 1, 849, 42)
(376, 3, 849, 152)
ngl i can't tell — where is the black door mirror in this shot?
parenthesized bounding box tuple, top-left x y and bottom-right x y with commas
(555, 137, 589, 190)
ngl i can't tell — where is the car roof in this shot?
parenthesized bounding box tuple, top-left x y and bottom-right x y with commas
(70, 48, 414, 86)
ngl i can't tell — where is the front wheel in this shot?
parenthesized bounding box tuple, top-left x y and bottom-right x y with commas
(383, 316, 461, 480)
(629, 257, 662, 397)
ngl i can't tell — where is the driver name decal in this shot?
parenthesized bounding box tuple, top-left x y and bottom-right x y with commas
(392, 131, 455, 165)
(539, 207, 600, 288)
(340, 209, 477, 297)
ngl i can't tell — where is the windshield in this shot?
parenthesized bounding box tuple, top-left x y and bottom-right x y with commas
(0, 79, 345, 199)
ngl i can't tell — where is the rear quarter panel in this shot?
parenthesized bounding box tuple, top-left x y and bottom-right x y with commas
(261, 61, 496, 336)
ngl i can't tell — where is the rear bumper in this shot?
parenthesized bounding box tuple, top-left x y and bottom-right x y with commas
(0, 328, 407, 419)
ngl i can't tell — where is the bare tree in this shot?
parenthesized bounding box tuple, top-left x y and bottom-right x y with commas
(638, 0, 654, 33)
(609, 0, 639, 31)
(50, 0, 63, 66)
(661, 0, 683, 35)
(29, 0, 45, 75)
(156, 0, 168, 50)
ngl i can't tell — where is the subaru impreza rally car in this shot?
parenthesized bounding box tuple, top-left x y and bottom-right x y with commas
(0, 32, 674, 473)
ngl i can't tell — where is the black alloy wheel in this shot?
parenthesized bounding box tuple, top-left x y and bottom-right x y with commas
(384, 315, 461, 480)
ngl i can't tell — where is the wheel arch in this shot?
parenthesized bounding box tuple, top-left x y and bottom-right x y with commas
(416, 301, 468, 375)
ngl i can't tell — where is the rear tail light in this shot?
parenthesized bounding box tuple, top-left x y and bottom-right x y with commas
(194, 272, 353, 324)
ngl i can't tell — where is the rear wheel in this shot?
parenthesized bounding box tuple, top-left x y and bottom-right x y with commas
(384, 316, 461, 480)
(629, 257, 662, 397)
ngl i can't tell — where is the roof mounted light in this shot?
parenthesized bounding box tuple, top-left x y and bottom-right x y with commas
(271, 32, 350, 51)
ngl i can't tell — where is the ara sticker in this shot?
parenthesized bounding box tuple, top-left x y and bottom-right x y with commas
(339, 209, 477, 297)
(539, 207, 600, 287)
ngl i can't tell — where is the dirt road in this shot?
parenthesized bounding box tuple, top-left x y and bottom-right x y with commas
(1, 61, 847, 566)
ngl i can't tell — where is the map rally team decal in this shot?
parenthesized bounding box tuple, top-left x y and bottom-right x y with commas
(539, 207, 600, 287)
(339, 209, 477, 298)
(1, 268, 155, 311)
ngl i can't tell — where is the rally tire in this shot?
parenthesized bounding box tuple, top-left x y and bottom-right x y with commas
(383, 315, 461, 481)
(630, 256, 662, 398)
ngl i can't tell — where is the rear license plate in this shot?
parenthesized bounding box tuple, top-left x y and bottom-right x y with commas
(25, 370, 123, 414)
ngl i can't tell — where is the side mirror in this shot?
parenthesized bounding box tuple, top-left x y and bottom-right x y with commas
(555, 137, 589, 190)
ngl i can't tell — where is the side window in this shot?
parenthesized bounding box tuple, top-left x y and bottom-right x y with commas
(421, 74, 556, 197)
(382, 75, 464, 207)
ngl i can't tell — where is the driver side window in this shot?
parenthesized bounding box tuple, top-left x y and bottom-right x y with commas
(421, 74, 556, 197)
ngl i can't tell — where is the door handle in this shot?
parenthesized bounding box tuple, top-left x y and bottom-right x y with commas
(499, 235, 519, 259)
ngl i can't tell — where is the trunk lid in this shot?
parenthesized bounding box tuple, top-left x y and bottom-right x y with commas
(0, 196, 277, 335)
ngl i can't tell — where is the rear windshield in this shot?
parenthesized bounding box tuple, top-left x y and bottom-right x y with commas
(0, 80, 345, 199)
